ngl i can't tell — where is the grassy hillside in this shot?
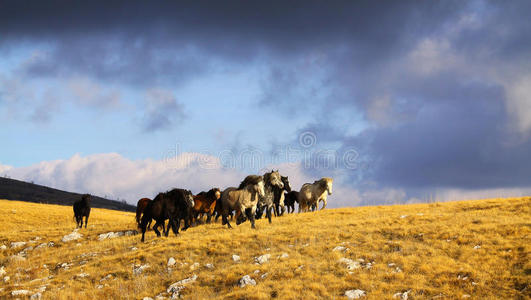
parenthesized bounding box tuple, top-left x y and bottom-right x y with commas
(0, 197, 529, 299)
(0, 177, 136, 212)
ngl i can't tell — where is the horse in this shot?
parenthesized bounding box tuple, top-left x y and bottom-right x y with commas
(298, 177, 333, 212)
(140, 188, 194, 242)
(255, 170, 284, 223)
(220, 175, 265, 229)
(73, 194, 91, 228)
(284, 191, 299, 214)
(273, 176, 291, 216)
(136, 198, 152, 229)
(192, 188, 221, 225)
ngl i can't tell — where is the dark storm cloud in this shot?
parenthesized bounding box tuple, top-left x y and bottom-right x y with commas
(2, 0, 531, 196)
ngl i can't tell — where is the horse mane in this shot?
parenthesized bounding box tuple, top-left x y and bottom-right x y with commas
(238, 175, 262, 189)
(81, 194, 91, 202)
(206, 188, 219, 199)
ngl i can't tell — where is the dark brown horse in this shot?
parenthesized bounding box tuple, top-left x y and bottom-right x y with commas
(73, 194, 91, 228)
(140, 188, 194, 242)
(284, 191, 299, 214)
(192, 188, 221, 225)
(136, 198, 152, 229)
(273, 176, 291, 216)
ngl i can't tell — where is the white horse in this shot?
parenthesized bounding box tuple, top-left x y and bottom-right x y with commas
(298, 177, 333, 212)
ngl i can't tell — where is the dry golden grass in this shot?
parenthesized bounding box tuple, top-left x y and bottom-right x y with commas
(0, 197, 530, 299)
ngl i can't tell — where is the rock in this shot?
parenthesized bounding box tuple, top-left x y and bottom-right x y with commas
(473, 245, 481, 250)
(133, 264, 150, 275)
(462, 295, 471, 298)
(190, 262, 200, 270)
(0, 266, 6, 276)
(9, 254, 26, 262)
(37, 286, 46, 293)
(393, 290, 410, 300)
(125, 230, 138, 236)
(98, 231, 124, 240)
(339, 258, 361, 270)
(279, 253, 289, 259)
(255, 254, 271, 264)
(23, 246, 34, 252)
(75, 272, 90, 279)
(35, 243, 48, 250)
(238, 275, 256, 288)
(0, 245, 6, 250)
(30, 292, 42, 300)
(388, 263, 396, 267)
(143, 298, 154, 300)
(260, 272, 268, 279)
(232, 254, 240, 262)
(167, 274, 198, 298)
(400, 215, 408, 219)
(4, 276, 10, 282)
(11, 290, 31, 296)
(97, 285, 104, 289)
(345, 289, 366, 299)
(11, 241, 27, 248)
(253, 270, 260, 274)
(333, 246, 349, 252)
(167, 257, 176, 267)
(48, 241, 55, 247)
(100, 274, 113, 282)
(205, 263, 214, 269)
(62, 229, 82, 242)
(130, 247, 138, 251)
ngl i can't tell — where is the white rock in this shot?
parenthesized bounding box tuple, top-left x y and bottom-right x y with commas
(190, 262, 200, 270)
(0, 245, 6, 250)
(0, 266, 6, 276)
(279, 253, 289, 259)
(232, 254, 240, 262)
(238, 275, 256, 288)
(345, 289, 366, 299)
(333, 246, 348, 252)
(205, 263, 214, 269)
(75, 272, 90, 279)
(143, 298, 154, 300)
(35, 243, 48, 250)
(255, 254, 271, 264)
(339, 258, 361, 270)
(11, 241, 26, 248)
(133, 264, 150, 275)
(37, 286, 46, 293)
(473, 245, 481, 249)
(30, 292, 42, 300)
(400, 215, 408, 219)
(462, 295, 471, 298)
(100, 274, 113, 282)
(9, 255, 26, 262)
(23, 246, 34, 252)
(393, 290, 410, 300)
(130, 247, 138, 251)
(62, 229, 82, 242)
(253, 270, 260, 274)
(167, 257, 176, 267)
(12, 290, 31, 296)
(260, 272, 268, 279)
(4, 276, 10, 282)
(98, 231, 124, 240)
(388, 263, 396, 267)
(125, 230, 137, 236)
(47, 241, 55, 247)
(167, 274, 198, 297)
(97, 285, 104, 289)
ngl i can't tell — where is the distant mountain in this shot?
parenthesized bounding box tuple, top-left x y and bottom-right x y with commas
(0, 177, 136, 212)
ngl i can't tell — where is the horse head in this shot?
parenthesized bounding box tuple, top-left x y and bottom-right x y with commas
(281, 176, 291, 192)
(266, 170, 284, 189)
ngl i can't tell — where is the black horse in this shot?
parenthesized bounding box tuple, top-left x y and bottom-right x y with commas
(273, 176, 291, 216)
(73, 194, 91, 228)
(140, 188, 194, 242)
(284, 191, 299, 214)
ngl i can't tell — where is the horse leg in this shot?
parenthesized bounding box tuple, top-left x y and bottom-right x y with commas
(164, 219, 171, 237)
(84, 215, 89, 228)
(172, 218, 180, 235)
(266, 206, 272, 223)
(235, 209, 243, 225)
(222, 213, 232, 229)
(249, 207, 257, 229)
(153, 221, 162, 237)
(206, 212, 212, 224)
(320, 199, 327, 210)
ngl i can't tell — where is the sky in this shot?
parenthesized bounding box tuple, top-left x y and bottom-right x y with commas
(1, 1, 531, 206)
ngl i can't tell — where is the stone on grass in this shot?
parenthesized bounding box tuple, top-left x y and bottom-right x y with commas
(12, 290, 31, 296)
(98, 231, 124, 241)
(0, 245, 6, 250)
(339, 258, 361, 270)
(167, 274, 197, 298)
(333, 246, 349, 252)
(167, 257, 176, 267)
(4, 276, 9, 282)
(255, 254, 271, 264)
(473, 245, 481, 250)
(30, 292, 42, 300)
(190, 262, 200, 270)
(232, 254, 240, 262)
(238, 275, 256, 288)
(133, 264, 150, 275)
(143, 298, 154, 300)
(10, 241, 26, 248)
(393, 290, 410, 300)
(61, 229, 82, 242)
(0, 266, 6, 276)
(345, 289, 366, 299)
(205, 263, 214, 269)
(279, 253, 289, 259)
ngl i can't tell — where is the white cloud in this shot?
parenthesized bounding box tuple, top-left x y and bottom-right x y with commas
(3, 153, 243, 204)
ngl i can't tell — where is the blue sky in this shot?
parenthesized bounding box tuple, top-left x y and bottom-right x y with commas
(1, 1, 531, 205)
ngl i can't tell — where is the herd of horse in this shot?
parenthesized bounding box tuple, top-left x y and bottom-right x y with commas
(73, 170, 333, 242)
